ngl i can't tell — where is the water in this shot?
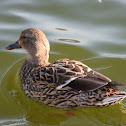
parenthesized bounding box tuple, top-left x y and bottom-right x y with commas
(0, 0, 126, 125)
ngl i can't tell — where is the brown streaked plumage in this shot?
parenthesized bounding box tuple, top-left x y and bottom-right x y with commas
(5, 28, 126, 108)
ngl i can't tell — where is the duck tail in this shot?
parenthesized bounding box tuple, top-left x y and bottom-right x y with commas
(108, 81, 126, 86)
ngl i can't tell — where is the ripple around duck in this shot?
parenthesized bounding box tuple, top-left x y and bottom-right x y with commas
(0, 118, 27, 126)
(56, 38, 80, 43)
(55, 27, 69, 31)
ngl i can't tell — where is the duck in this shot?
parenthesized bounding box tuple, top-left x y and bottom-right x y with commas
(5, 28, 126, 108)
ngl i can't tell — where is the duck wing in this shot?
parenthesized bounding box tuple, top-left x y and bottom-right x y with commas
(56, 70, 111, 91)
(50, 59, 112, 91)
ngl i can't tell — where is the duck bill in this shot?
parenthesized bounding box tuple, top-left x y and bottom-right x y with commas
(5, 41, 22, 50)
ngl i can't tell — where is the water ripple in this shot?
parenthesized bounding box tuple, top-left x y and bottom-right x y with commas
(56, 38, 80, 43)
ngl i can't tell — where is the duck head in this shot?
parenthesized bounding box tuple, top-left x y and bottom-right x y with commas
(6, 28, 50, 66)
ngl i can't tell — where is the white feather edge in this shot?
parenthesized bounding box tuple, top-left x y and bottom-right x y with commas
(96, 94, 126, 105)
(56, 76, 80, 89)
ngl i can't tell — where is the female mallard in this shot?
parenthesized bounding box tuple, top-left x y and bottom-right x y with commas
(6, 28, 126, 108)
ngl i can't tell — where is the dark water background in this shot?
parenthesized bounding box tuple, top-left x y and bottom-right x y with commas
(0, 0, 126, 125)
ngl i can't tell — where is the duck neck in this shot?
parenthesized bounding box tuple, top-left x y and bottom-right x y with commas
(27, 50, 49, 67)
